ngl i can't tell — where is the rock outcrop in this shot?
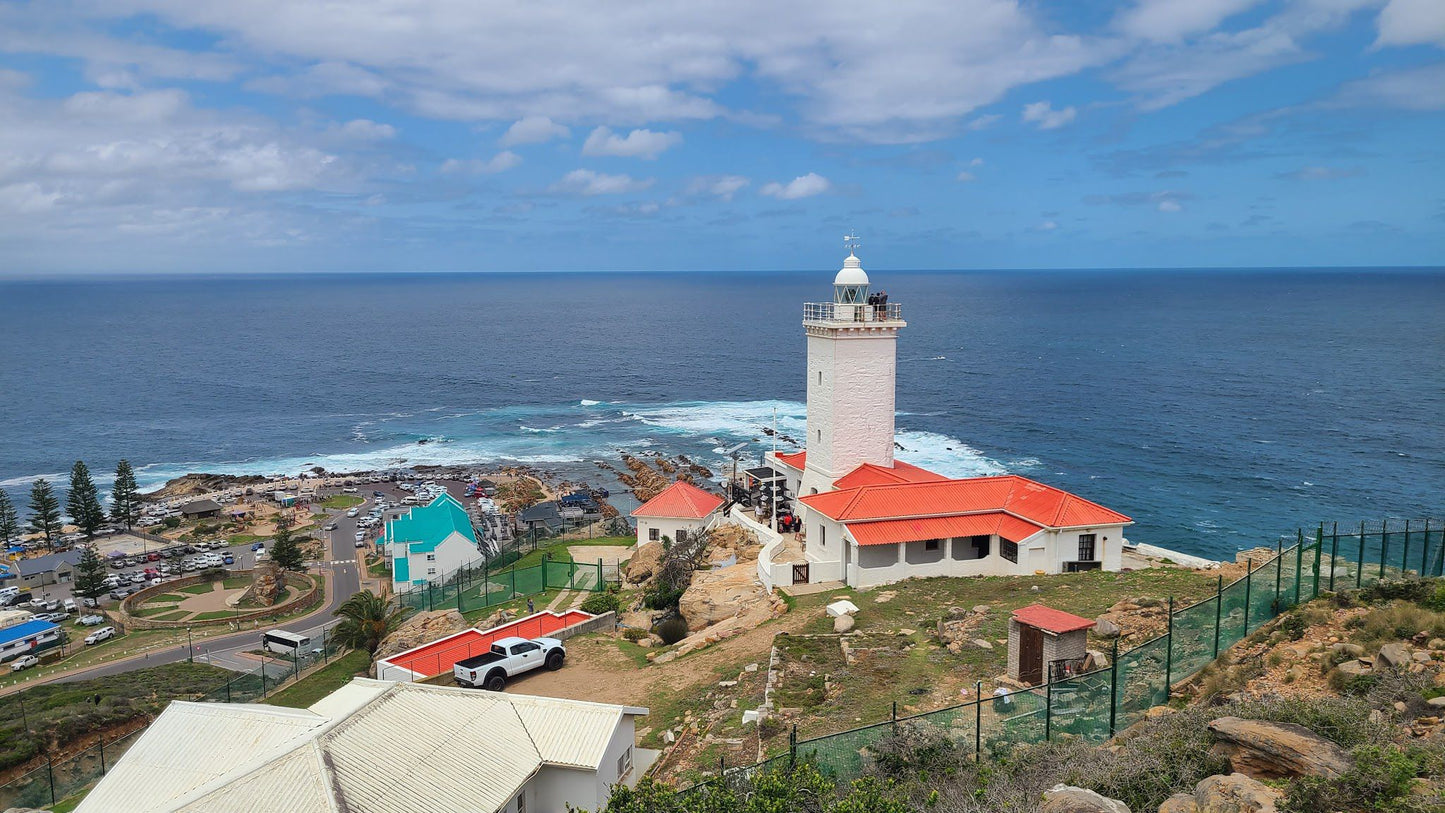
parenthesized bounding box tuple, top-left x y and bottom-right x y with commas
(240, 561, 283, 606)
(1039, 784, 1131, 813)
(373, 609, 469, 665)
(624, 543, 665, 584)
(1157, 772, 1281, 813)
(679, 562, 767, 631)
(1207, 717, 1353, 779)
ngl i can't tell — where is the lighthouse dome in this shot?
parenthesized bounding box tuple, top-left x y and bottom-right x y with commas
(834, 253, 869, 286)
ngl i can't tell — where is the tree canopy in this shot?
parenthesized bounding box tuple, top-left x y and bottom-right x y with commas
(269, 517, 306, 572)
(73, 543, 109, 601)
(67, 460, 106, 538)
(110, 459, 141, 530)
(332, 590, 406, 655)
(0, 490, 18, 548)
(593, 765, 907, 813)
(27, 479, 62, 549)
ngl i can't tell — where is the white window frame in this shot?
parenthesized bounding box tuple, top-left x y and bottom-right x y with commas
(648, 527, 660, 542)
(618, 745, 633, 778)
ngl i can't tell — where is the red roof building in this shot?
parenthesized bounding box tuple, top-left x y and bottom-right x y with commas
(631, 481, 724, 519)
(1010, 604, 1096, 634)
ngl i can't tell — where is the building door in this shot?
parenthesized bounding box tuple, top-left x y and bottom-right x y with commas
(1018, 625, 1044, 685)
(791, 563, 810, 585)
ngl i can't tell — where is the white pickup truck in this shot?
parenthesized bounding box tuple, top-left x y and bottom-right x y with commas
(453, 636, 566, 691)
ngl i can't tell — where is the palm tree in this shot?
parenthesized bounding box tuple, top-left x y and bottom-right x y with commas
(332, 591, 406, 655)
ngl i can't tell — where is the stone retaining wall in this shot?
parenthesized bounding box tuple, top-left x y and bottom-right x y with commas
(117, 570, 320, 630)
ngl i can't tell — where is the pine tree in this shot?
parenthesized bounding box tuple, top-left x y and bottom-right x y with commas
(67, 460, 105, 538)
(110, 459, 141, 530)
(0, 490, 19, 548)
(27, 479, 62, 549)
(269, 517, 306, 572)
(73, 542, 108, 601)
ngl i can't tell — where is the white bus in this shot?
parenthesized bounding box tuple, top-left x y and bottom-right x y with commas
(262, 629, 312, 656)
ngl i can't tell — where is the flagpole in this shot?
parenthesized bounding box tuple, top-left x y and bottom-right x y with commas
(771, 406, 778, 535)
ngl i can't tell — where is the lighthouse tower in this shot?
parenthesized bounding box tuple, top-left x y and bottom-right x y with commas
(798, 239, 906, 499)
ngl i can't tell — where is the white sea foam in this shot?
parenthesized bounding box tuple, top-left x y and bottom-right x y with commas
(0, 472, 66, 489)
(579, 399, 601, 406)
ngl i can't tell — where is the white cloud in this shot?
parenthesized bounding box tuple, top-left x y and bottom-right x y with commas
(1035, 220, 1059, 231)
(1157, 199, 1182, 212)
(1021, 101, 1077, 129)
(968, 157, 984, 167)
(1376, 0, 1445, 47)
(582, 126, 682, 159)
(1116, 0, 1264, 43)
(338, 119, 396, 140)
(548, 168, 653, 196)
(1329, 63, 1445, 110)
(759, 173, 830, 200)
(955, 171, 977, 182)
(686, 174, 750, 200)
(499, 116, 570, 147)
(440, 151, 523, 175)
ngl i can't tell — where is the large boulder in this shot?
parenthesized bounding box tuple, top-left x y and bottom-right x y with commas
(1093, 617, 1121, 638)
(624, 542, 665, 584)
(678, 562, 767, 632)
(373, 609, 469, 663)
(1193, 773, 1280, 812)
(1207, 717, 1353, 779)
(1377, 643, 1411, 668)
(833, 614, 856, 633)
(1040, 785, 1130, 813)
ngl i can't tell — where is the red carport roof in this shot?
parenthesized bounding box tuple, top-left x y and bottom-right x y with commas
(1011, 604, 1095, 634)
(846, 512, 1043, 547)
(631, 480, 724, 519)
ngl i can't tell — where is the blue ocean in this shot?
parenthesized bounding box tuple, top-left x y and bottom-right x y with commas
(1, 269, 1441, 561)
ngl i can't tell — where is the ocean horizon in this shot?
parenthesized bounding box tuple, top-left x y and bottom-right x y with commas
(2, 267, 1441, 561)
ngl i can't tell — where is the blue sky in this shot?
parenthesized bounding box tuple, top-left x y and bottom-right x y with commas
(0, 0, 1441, 275)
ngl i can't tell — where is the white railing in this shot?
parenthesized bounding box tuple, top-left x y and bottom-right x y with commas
(803, 301, 903, 324)
(728, 504, 787, 591)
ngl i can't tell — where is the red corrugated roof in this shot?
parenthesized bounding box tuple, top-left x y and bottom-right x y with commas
(798, 474, 1130, 528)
(833, 460, 948, 490)
(774, 451, 806, 470)
(1011, 604, 1095, 634)
(630, 481, 725, 519)
(847, 512, 1042, 546)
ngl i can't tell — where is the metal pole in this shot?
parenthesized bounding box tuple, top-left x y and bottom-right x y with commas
(1295, 530, 1304, 606)
(1044, 676, 1053, 741)
(1274, 537, 1283, 615)
(789, 725, 797, 770)
(99, 731, 106, 774)
(1243, 559, 1252, 634)
(187, 626, 193, 663)
(47, 755, 56, 806)
(1402, 520, 1411, 576)
(974, 680, 983, 761)
(1213, 575, 1223, 657)
(1357, 521, 1366, 587)
(1164, 596, 1174, 696)
(1379, 519, 1389, 581)
(1421, 519, 1431, 577)
(1108, 638, 1119, 737)
(1329, 522, 1338, 592)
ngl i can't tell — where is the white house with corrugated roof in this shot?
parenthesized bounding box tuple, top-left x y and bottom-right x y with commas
(77, 679, 655, 813)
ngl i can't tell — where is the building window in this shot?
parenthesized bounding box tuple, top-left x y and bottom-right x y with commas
(516, 791, 526, 813)
(425, 553, 436, 561)
(649, 527, 659, 541)
(819, 525, 826, 547)
(817, 429, 822, 442)
(427, 568, 436, 576)
(1001, 540, 1019, 563)
(817, 370, 822, 385)
(1077, 534, 1097, 561)
(618, 746, 633, 778)
(924, 539, 940, 552)
(677, 529, 688, 544)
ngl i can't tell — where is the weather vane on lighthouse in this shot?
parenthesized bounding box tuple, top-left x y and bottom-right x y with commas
(843, 230, 861, 255)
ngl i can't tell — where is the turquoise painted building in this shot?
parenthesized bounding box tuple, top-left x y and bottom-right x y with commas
(383, 493, 483, 592)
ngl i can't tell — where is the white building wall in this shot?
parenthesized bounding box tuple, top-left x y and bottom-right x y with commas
(393, 530, 483, 588)
(836, 523, 1127, 589)
(527, 716, 637, 812)
(636, 514, 714, 547)
(801, 331, 898, 497)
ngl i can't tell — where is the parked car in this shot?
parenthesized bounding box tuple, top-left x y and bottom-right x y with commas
(346, 508, 360, 518)
(77, 614, 106, 626)
(108, 587, 133, 600)
(354, 538, 368, 548)
(62, 598, 77, 613)
(81, 596, 100, 609)
(38, 612, 70, 623)
(251, 542, 265, 551)
(342, 487, 358, 493)
(85, 626, 116, 645)
(323, 522, 338, 532)
(10, 654, 39, 672)
(222, 554, 234, 565)
(38, 599, 61, 612)
(453, 636, 566, 691)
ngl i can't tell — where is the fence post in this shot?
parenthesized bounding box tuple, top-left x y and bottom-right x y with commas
(1164, 596, 1174, 696)
(225, 678, 231, 703)
(1045, 677, 1053, 741)
(1213, 575, 1222, 658)
(1243, 559, 1252, 634)
(1357, 521, 1366, 587)
(891, 700, 897, 730)
(1295, 530, 1304, 606)
(1421, 519, 1431, 577)
(1273, 538, 1283, 615)
(1329, 522, 1338, 592)
(99, 731, 106, 775)
(974, 681, 983, 761)
(1379, 519, 1389, 581)
(1108, 639, 1119, 738)
(1314, 523, 1324, 599)
(789, 725, 797, 770)
(1403, 520, 1411, 576)
(47, 755, 56, 807)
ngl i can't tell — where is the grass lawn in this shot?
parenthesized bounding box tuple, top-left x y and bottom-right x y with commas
(268, 649, 370, 709)
(460, 586, 569, 625)
(508, 544, 574, 571)
(320, 494, 364, 510)
(562, 535, 635, 547)
(153, 610, 191, 622)
(178, 583, 218, 595)
(222, 576, 250, 590)
(132, 604, 181, 618)
(366, 556, 390, 578)
(192, 610, 237, 621)
(144, 592, 186, 603)
(226, 533, 265, 547)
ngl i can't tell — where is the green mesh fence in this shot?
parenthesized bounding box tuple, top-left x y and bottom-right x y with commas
(1169, 596, 1219, 689)
(1048, 668, 1114, 743)
(796, 720, 896, 778)
(1114, 635, 1168, 732)
(905, 699, 979, 760)
(0, 725, 148, 810)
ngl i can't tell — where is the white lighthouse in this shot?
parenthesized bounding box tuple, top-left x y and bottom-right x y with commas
(798, 238, 906, 498)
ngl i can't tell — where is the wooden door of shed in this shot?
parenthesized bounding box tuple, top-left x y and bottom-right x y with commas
(1018, 624, 1044, 685)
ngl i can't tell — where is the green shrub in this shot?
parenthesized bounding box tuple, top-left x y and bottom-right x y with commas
(621, 627, 648, 642)
(643, 584, 686, 612)
(1281, 745, 1423, 813)
(1277, 613, 1307, 641)
(580, 590, 621, 615)
(867, 721, 959, 778)
(1361, 579, 1435, 606)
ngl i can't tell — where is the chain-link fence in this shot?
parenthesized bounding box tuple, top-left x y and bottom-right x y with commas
(394, 556, 611, 614)
(680, 517, 1442, 795)
(0, 626, 351, 808)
